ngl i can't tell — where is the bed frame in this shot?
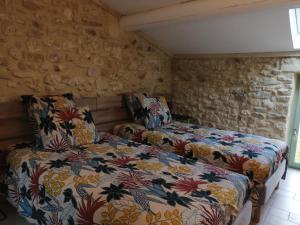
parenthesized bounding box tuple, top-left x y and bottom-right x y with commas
(0, 95, 286, 224)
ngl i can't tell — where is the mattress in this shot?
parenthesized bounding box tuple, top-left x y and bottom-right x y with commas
(113, 121, 288, 184)
(5, 133, 250, 225)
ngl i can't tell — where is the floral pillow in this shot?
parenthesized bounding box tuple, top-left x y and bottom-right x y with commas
(139, 96, 172, 129)
(124, 93, 148, 125)
(21, 94, 75, 149)
(36, 106, 100, 151)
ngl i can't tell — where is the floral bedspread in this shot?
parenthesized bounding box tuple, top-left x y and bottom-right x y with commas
(5, 133, 250, 225)
(113, 122, 288, 184)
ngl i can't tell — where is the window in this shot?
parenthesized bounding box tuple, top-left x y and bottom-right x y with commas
(289, 8, 300, 49)
(296, 9, 300, 33)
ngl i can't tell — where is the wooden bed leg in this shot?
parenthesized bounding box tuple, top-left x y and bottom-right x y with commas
(251, 205, 261, 224)
(275, 182, 280, 190)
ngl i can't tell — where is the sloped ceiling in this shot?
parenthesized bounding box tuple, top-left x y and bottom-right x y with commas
(143, 7, 294, 54)
(102, 0, 299, 54)
(101, 0, 188, 15)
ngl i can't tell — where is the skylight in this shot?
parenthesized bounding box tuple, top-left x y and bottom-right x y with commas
(289, 8, 300, 49)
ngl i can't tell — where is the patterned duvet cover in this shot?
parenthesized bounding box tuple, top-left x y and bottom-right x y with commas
(5, 133, 250, 225)
(113, 122, 288, 185)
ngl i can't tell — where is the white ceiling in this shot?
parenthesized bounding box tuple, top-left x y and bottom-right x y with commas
(102, 1, 299, 54)
(143, 7, 295, 54)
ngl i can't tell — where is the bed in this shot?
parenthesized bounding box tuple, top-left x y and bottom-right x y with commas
(5, 133, 251, 225)
(113, 121, 288, 221)
(0, 96, 252, 225)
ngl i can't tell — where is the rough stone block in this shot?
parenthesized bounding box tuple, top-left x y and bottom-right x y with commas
(253, 113, 265, 120)
(277, 74, 293, 82)
(262, 79, 281, 86)
(267, 113, 286, 120)
(277, 89, 292, 96)
(276, 96, 291, 103)
(0, 67, 11, 79)
(281, 65, 300, 72)
(23, 0, 41, 10)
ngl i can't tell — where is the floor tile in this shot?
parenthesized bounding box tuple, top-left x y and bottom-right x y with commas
(289, 213, 300, 225)
(0, 199, 29, 225)
(281, 169, 300, 189)
(269, 195, 300, 215)
(274, 188, 296, 198)
(267, 207, 290, 220)
(295, 194, 300, 201)
(265, 215, 299, 225)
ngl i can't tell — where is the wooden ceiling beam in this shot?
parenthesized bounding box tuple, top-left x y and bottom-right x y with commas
(120, 0, 300, 31)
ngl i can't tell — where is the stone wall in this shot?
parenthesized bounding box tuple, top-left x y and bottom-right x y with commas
(1, 1, 299, 141)
(172, 57, 300, 140)
(0, 0, 171, 102)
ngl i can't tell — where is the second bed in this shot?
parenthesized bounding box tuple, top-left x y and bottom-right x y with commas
(114, 121, 288, 221)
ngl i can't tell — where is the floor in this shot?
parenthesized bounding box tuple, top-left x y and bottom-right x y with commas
(255, 168, 300, 225)
(0, 199, 28, 225)
(0, 168, 300, 225)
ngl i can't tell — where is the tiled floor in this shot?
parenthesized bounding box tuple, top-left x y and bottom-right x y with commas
(0, 168, 300, 225)
(255, 168, 300, 225)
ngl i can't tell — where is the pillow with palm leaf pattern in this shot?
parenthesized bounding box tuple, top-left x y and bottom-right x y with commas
(139, 96, 172, 129)
(21, 94, 75, 149)
(124, 93, 148, 125)
(36, 106, 100, 151)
